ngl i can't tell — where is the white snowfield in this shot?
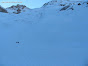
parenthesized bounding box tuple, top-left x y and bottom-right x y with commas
(0, 1, 88, 66)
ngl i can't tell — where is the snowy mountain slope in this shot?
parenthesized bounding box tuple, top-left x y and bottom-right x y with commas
(0, 1, 88, 66)
(42, 0, 88, 8)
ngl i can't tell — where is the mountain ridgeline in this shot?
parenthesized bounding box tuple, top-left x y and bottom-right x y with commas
(0, 0, 88, 14)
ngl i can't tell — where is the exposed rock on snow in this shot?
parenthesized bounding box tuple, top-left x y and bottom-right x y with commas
(43, 0, 88, 7)
(0, 6, 8, 13)
(6, 4, 29, 14)
(42, 0, 88, 12)
(60, 5, 70, 11)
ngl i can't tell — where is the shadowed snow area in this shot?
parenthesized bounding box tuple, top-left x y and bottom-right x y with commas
(0, 1, 88, 66)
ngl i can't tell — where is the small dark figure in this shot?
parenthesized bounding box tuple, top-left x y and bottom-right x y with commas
(78, 3, 81, 5)
(16, 42, 19, 43)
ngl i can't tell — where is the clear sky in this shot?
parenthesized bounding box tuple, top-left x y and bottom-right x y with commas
(0, 0, 51, 8)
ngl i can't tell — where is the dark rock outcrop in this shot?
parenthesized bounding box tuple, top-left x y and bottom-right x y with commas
(60, 5, 70, 11)
(0, 6, 8, 13)
(7, 4, 29, 14)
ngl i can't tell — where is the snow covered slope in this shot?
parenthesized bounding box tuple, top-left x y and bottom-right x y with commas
(0, 1, 88, 66)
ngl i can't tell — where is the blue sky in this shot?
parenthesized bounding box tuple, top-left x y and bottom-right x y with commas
(0, 0, 51, 8)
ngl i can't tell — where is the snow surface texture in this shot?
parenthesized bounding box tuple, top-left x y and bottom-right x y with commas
(0, 1, 88, 66)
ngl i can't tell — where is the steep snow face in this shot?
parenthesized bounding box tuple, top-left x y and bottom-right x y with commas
(0, 1, 88, 66)
(6, 4, 29, 14)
